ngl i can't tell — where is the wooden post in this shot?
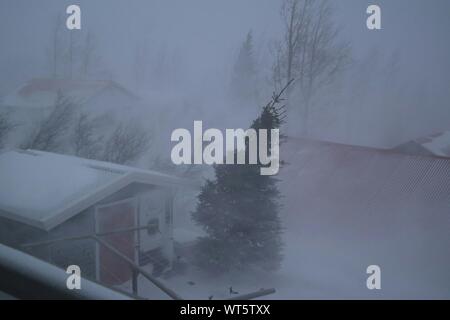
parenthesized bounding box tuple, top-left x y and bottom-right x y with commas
(226, 288, 276, 300)
(93, 236, 183, 300)
(132, 268, 138, 296)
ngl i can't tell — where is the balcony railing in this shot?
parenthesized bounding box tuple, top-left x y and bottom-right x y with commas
(0, 243, 132, 300)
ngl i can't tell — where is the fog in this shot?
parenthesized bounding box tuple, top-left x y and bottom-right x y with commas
(1, 0, 450, 300)
(1, 0, 450, 148)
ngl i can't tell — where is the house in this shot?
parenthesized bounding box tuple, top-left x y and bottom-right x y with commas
(0, 149, 192, 288)
(278, 137, 450, 298)
(394, 130, 450, 158)
(0, 78, 141, 130)
(1, 77, 139, 110)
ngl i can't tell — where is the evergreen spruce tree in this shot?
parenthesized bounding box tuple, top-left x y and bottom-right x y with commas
(231, 31, 257, 102)
(192, 81, 293, 274)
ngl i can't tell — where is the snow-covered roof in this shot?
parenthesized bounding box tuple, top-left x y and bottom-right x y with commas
(394, 131, 450, 158)
(0, 150, 190, 231)
(1, 78, 137, 109)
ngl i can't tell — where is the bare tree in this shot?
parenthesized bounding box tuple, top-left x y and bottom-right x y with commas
(22, 92, 75, 152)
(133, 42, 149, 93)
(71, 113, 104, 159)
(0, 112, 15, 148)
(101, 122, 150, 165)
(49, 14, 65, 77)
(230, 31, 259, 103)
(273, 0, 351, 135)
(48, 14, 86, 79)
(80, 31, 98, 78)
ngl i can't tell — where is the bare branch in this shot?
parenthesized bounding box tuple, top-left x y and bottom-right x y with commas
(22, 92, 75, 152)
(71, 113, 104, 159)
(273, 0, 351, 135)
(101, 122, 151, 165)
(0, 112, 16, 148)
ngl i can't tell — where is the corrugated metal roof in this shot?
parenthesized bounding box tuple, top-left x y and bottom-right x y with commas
(278, 138, 450, 297)
(279, 137, 450, 233)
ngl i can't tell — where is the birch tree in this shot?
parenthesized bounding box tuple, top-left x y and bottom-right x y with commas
(273, 0, 350, 135)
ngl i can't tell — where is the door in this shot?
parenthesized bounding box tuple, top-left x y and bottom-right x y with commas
(138, 189, 167, 252)
(95, 198, 137, 286)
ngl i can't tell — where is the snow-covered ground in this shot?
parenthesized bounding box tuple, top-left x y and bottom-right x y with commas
(119, 139, 450, 300)
(120, 221, 449, 300)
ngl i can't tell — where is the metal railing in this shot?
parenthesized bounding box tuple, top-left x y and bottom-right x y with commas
(0, 243, 132, 300)
(18, 228, 277, 300)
